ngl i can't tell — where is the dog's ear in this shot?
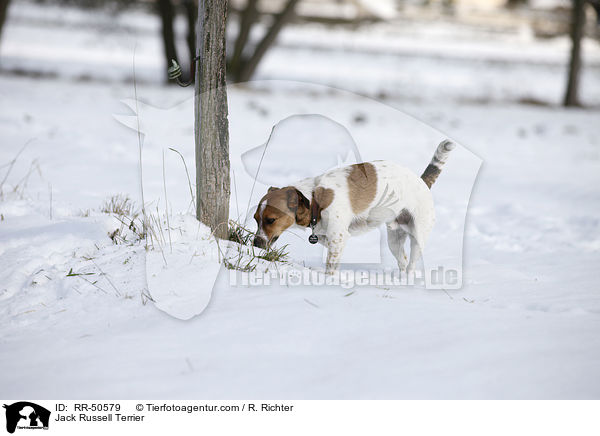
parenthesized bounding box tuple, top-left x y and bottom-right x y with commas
(295, 189, 310, 210)
(292, 189, 311, 226)
(268, 186, 278, 193)
(285, 188, 309, 211)
(286, 188, 299, 211)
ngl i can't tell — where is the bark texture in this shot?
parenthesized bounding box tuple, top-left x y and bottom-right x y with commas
(195, 0, 230, 239)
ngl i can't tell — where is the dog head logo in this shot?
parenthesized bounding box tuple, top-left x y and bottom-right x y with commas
(3, 402, 50, 434)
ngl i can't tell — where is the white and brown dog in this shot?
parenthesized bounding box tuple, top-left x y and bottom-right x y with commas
(253, 140, 455, 274)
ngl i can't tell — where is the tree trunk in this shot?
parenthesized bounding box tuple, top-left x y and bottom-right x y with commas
(158, 0, 179, 83)
(238, 0, 300, 82)
(195, 0, 230, 239)
(230, 0, 260, 80)
(0, 0, 12, 44)
(564, 0, 586, 107)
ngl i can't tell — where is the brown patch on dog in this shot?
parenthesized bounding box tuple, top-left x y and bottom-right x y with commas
(254, 187, 310, 241)
(420, 164, 441, 189)
(311, 187, 334, 223)
(396, 208, 413, 225)
(347, 163, 377, 214)
(314, 187, 334, 210)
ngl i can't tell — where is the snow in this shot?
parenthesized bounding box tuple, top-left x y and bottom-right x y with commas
(1, 1, 600, 399)
(145, 216, 220, 321)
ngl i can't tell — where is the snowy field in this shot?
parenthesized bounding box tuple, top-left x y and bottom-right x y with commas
(1, 1, 600, 398)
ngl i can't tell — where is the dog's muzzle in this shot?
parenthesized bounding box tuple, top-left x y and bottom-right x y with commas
(253, 236, 267, 249)
(253, 235, 278, 249)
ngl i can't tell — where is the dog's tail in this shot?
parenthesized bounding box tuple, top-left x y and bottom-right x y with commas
(421, 139, 455, 189)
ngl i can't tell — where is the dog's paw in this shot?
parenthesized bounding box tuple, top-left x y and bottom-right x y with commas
(325, 268, 337, 276)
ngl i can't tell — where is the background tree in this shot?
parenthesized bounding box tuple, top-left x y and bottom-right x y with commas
(0, 0, 11, 44)
(160, 0, 300, 84)
(195, 0, 230, 239)
(564, 0, 587, 107)
(229, 0, 259, 78)
(229, 0, 301, 82)
(182, 0, 197, 78)
(158, 0, 197, 82)
(157, 0, 180, 82)
(505, 0, 528, 8)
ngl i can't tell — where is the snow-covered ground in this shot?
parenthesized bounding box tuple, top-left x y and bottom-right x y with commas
(1, 2, 599, 398)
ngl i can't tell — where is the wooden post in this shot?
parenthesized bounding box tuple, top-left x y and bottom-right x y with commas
(195, 0, 230, 239)
(564, 0, 586, 107)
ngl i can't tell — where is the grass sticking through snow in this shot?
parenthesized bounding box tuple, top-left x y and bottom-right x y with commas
(100, 194, 146, 245)
(225, 220, 289, 271)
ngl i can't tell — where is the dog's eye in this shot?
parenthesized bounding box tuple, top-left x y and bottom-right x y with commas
(265, 217, 276, 225)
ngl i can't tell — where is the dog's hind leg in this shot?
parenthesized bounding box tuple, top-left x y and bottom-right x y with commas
(386, 225, 408, 272)
(407, 232, 425, 274)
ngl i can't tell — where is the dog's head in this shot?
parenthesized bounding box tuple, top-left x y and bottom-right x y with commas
(253, 186, 310, 249)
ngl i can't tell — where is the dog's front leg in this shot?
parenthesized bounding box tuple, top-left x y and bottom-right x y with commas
(315, 234, 328, 247)
(325, 229, 349, 274)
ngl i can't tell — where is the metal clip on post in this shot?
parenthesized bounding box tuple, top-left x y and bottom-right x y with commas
(167, 60, 193, 87)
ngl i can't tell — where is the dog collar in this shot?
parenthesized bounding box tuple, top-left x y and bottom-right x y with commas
(308, 196, 319, 244)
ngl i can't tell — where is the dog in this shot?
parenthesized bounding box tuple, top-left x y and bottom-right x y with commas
(253, 140, 455, 274)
